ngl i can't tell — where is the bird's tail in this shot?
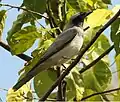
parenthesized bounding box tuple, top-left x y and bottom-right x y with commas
(12, 73, 33, 91)
(12, 63, 46, 91)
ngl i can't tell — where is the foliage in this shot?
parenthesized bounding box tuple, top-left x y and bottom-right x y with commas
(0, 0, 120, 101)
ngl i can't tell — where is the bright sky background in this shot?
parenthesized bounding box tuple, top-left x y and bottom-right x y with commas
(0, 0, 120, 101)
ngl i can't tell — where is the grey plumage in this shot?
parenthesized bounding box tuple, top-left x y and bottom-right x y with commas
(13, 11, 92, 90)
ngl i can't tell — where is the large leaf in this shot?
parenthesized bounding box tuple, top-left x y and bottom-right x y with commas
(83, 60, 111, 98)
(67, 0, 87, 12)
(23, 0, 46, 14)
(7, 12, 33, 45)
(110, 18, 120, 55)
(91, 34, 110, 63)
(7, 83, 32, 102)
(84, 27, 110, 64)
(87, 9, 112, 28)
(66, 67, 84, 101)
(8, 26, 40, 55)
(0, 10, 6, 41)
(34, 69, 57, 98)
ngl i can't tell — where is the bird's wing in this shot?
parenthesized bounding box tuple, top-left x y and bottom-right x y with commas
(12, 27, 80, 91)
(33, 27, 79, 68)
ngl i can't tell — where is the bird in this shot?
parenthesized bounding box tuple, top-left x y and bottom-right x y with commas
(13, 11, 92, 91)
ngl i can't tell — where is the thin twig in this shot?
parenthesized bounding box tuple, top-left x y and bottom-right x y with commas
(0, 3, 48, 20)
(62, 80, 67, 101)
(79, 45, 114, 73)
(0, 41, 32, 61)
(57, 66, 63, 101)
(81, 87, 120, 101)
(39, 9, 120, 101)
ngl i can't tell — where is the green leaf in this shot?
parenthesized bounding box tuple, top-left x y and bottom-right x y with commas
(84, 27, 110, 64)
(8, 26, 40, 55)
(95, 0, 108, 9)
(7, 12, 34, 45)
(34, 69, 57, 98)
(67, 0, 87, 12)
(102, 0, 111, 4)
(84, 89, 102, 101)
(110, 18, 120, 55)
(116, 54, 120, 87)
(0, 10, 6, 41)
(87, 9, 112, 28)
(91, 34, 110, 63)
(23, 0, 46, 14)
(83, 60, 111, 96)
(66, 67, 84, 101)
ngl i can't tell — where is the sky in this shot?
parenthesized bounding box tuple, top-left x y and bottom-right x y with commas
(0, 0, 120, 101)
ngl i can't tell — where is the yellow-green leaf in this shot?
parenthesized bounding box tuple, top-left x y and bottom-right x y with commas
(34, 69, 57, 98)
(7, 83, 32, 102)
(87, 9, 112, 27)
(9, 26, 40, 55)
(66, 67, 84, 101)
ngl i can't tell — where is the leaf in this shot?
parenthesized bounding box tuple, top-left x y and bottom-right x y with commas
(67, 0, 87, 12)
(102, 0, 111, 4)
(95, 0, 108, 9)
(7, 12, 33, 45)
(66, 67, 84, 101)
(110, 18, 120, 55)
(83, 0, 97, 7)
(8, 26, 40, 55)
(114, 91, 120, 101)
(87, 9, 112, 28)
(0, 10, 6, 41)
(23, 0, 46, 14)
(84, 28, 110, 64)
(84, 89, 102, 101)
(34, 69, 57, 98)
(91, 34, 110, 63)
(83, 60, 111, 94)
(7, 83, 32, 102)
(116, 54, 120, 87)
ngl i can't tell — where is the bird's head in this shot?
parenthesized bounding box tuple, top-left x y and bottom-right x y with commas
(64, 11, 92, 30)
(71, 11, 92, 26)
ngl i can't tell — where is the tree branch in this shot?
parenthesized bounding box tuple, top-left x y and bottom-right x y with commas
(79, 45, 114, 73)
(57, 66, 63, 101)
(81, 87, 120, 101)
(39, 9, 120, 101)
(0, 41, 32, 61)
(0, 3, 49, 20)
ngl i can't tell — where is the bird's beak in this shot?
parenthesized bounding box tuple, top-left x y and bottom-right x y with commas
(84, 11, 92, 17)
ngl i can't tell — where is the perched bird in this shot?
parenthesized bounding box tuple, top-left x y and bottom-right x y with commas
(13, 11, 92, 90)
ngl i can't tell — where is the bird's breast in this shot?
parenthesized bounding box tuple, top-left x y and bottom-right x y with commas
(49, 33, 83, 65)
